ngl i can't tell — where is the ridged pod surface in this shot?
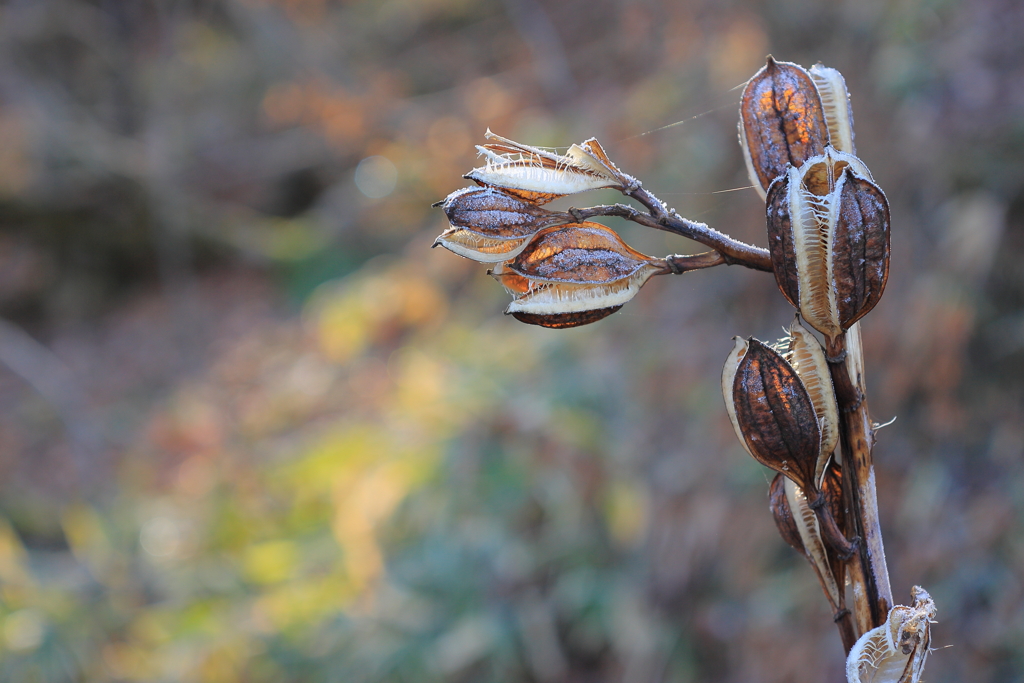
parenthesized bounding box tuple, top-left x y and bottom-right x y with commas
(766, 148, 890, 340)
(722, 337, 821, 493)
(432, 186, 572, 262)
(739, 57, 830, 197)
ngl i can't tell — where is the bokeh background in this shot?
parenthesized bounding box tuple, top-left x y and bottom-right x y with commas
(0, 0, 1020, 681)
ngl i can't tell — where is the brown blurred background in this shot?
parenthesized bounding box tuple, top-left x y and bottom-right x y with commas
(0, 0, 1020, 681)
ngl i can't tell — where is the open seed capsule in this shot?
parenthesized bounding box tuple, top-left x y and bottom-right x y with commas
(766, 147, 890, 340)
(491, 222, 667, 328)
(846, 587, 936, 683)
(432, 186, 572, 262)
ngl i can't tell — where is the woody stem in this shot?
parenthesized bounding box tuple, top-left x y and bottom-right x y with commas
(568, 178, 774, 272)
(826, 326, 894, 643)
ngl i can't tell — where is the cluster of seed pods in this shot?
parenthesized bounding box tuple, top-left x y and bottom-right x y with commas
(723, 58, 934, 682)
(431, 56, 934, 682)
(432, 132, 673, 328)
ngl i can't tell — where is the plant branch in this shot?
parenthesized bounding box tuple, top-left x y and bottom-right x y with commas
(827, 325, 894, 640)
(568, 180, 774, 273)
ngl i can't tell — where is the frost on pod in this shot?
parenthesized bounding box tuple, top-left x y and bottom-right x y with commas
(766, 147, 890, 341)
(432, 186, 572, 262)
(490, 222, 667, 328)
(847, 587, 937, 683)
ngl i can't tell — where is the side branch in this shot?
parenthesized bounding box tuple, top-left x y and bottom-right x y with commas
(569, 178, 774, 272)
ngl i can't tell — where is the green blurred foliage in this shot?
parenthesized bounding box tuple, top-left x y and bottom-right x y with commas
(0, 0, 1020, 681)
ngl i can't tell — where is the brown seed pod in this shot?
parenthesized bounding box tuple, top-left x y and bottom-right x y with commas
(722, 337, 820, 494)
(769, 472, 804, 554)
(464, 130, 625, 204)
(432, 186, 572, 262)
(739, 56, 830, 198)
(492, 223, 666, 328)
(766, 148, 889, 340)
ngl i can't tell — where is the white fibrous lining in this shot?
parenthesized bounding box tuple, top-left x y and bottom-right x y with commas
(809, 65, 855, 155)
(468, 161, 617, 195)
(505, 267, 656, 314)
(792, 169, 841, 338)
(436, 230, 531, 263)
(785, 479, 841, 609)
(788, 322, 839, 480)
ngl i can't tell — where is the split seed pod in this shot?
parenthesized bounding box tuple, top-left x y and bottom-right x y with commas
(465, 130, 626, 204)
(766, 147, 890, 340)
(846, 587, 937, 683)
(769, 473, 842, 612)
(432, 186, 572, 262)
(491, 222, 666, 328)
(739, 57, 830, 198)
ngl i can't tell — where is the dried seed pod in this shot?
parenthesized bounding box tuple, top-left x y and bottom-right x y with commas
(766, 147, 890, 340)
(739, 56, 830, 198)
(492, 222, 666, 328)
(432, 186, 572, 262)
(768, 472, 804, 553)
(777, 474, 843, 611)
(847, 587, 937, 683)
(785, 317, 839, 486)
(464, 130, 626, 204)
(722, 337, 820, 493)
(809, 63, 856, 155)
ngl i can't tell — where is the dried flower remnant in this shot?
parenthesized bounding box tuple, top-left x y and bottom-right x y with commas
(739, 57, 830, 197)
(432, 186, 572, 262)
(846, 587, 936, 683)
(766, 147, 890, 340)
(491, 223, 667, 328)
(464, 130, 626, 204)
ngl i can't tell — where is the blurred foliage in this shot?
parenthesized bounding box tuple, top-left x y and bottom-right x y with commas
(0, 0, 1021, 681)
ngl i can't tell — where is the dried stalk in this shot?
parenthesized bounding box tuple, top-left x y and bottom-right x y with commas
(828, 325, 894, 635)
